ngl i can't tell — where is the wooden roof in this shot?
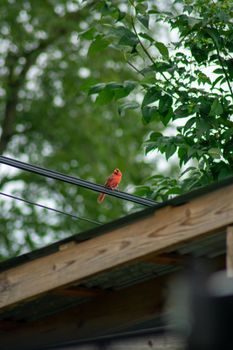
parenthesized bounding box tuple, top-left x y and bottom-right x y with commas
(0, 177, 233, 349)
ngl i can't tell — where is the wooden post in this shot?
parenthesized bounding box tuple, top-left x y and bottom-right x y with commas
(226, 226, 233, 277)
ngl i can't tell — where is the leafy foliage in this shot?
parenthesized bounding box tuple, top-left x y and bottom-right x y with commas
(87, 0, 233, 200)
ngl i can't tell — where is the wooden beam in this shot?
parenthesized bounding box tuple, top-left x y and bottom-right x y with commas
(143, 253, 188, 265)
(0, 183, 233, 310)
(52, 286, 106, 298)
(226, 226, 233, 277)
(0, 274, 170, 350)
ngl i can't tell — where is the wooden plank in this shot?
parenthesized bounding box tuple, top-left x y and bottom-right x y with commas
(226, 226, 233, 277)
(0, 183, 233, 310)
(0, 274, 170, 350)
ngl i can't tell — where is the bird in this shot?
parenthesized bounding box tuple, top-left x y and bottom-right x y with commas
(97, 168, 122, 203)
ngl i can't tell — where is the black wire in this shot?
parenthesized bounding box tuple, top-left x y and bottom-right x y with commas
(0, 191, 101, 226)
(0, 156, 157, 207)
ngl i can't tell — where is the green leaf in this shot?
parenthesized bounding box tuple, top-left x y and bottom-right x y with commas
(210, 99, 223, 116)
(222, 128, 233, 142)
(88, 83, 106, 95)
(196, 118, 210, 136)
(88, 36, 109, 56)
(208, 148, 221, 159)
(79, 27, 96, 40)
(218, 165, 233, 180)
(159, 94, 173, 115)
(212, 75, 223, 87)
(191, 45, 208, 63)
(112, 26, 138, 47)
(165, 144, 176, 160)
(226, 59, 233, 79)
(141, 106, 158, 124)
(80, 78, 99, 92)
(139, 32, 154, 43)
(118, 101, 140, 116)
(114, 81, 137, 100)
(154, 42, 169, 59)
(145, 142, 157, 154)
(204, 28, 221, 49)
(161, 108, 173, 126)
(174, 105, 191, 118)
(179, 166, 197, 177)
(197, 72, 211, 85)
(124, 80, 138, 92)
(133, 186, 152, 197)
(106, 82, 124, 90)
(95, 89, 115, 105)
(149, 132, 163, 141)
(183, 117, 196, 132)
(137, 14, 149, 29)
(142, 87, 161, 107)
(116, 10, 126, 22)
(213, 68, 224, 74)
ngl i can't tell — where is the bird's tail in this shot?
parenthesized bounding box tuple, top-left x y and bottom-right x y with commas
(97, 193, 106, 204)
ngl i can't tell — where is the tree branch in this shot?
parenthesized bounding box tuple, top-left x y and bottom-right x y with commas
(131, 19, 178, 98)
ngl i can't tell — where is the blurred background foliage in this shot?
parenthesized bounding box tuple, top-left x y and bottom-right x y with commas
(0, 0, 170, 259)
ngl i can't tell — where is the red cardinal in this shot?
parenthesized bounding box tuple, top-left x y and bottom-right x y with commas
(97, 168, 122, 203)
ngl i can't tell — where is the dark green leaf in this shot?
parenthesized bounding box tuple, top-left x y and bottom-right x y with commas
(161, 108, 173, 126)
(139, 32, 154, 43)
(212, 75, 223, 87)
(165, 144, 176, 159)
(159, 94, 173, 114)
(154, 41, 169, 59)
(174, 105, 191, 118)
(116, 10, 126, 22)
(183, 117, 196, 132)
(226, 59, 233, 79)
(213, 68, 224, 75)
(145, 142, 157, 154)
(141, 106, 158, 124)
(196, 118, 210, 136)
(142, 87, 161, 107)
(137, 14, 149, 29)
(191, 45, 208, 63)
(149, 132, 163, 141)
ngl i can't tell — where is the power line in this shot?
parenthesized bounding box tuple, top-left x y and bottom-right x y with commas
(0, 156, 157, 207)
(0, 191, 101, 226)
